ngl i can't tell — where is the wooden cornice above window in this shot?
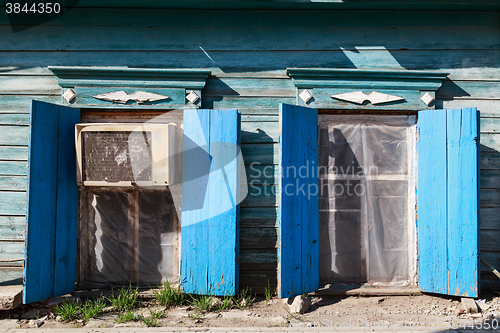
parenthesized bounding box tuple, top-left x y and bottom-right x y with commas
(286, 68, 449, 111)
(48, 66, 211, 109)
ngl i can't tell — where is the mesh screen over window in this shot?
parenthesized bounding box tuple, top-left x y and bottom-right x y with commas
(82, 131, 152, 182)
(318, 115, 416, 286)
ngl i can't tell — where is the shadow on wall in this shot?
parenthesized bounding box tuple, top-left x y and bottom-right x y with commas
(318, 127, 365, 284)
(478, 144, 500, 289)
(200, 76, 239, 109)
(238, 128, 278, 292)
(0, 277, 23, 286)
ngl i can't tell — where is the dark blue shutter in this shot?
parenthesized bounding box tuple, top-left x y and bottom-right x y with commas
(278, 103, 319, 298)
(24, 101, 80, 303)
(181, 109, 240, 295)
(417, 108, 479, 297)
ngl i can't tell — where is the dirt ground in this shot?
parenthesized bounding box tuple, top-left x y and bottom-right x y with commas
(2, 293, 500, 330)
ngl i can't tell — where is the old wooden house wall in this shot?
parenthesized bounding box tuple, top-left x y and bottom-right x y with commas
(0, 9, 499, 292)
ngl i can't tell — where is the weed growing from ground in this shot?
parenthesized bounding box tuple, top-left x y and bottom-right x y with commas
(54, 300, 81, 322)
(264, 281, 273, 302)
(54, 297, 106, 322)
(108, 286, 142, 312)
(149, 308, 164, 319)
(216, 296, 233, 312)
(140, 315, 161, 327)
(115, 311, 141, 323)
(153, 282, 188, 307)
(190, 294, 213, 312)
(81, 297, 106, 322)
(238, 287, 255, 309)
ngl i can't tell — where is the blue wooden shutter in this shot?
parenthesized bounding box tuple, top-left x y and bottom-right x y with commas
(181, 109, 240, 296)
(417, 108, 479, 297)
(24, 101, 80, 303)
(278, 103, 319, 298)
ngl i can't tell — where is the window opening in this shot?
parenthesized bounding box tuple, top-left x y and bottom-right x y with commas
(318, 114, 417, 287)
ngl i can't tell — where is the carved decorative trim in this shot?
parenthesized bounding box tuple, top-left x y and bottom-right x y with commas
(420, 92, 435, 106)
(62, 89, 76, 102)
(186, 90, 200, 103)
(331, 91, 404, 105)
(48, 66, 211, 89)
(93, 91, 169, 104)
(286, 68, 449, 90)
(286, 68, 449, 110)
(49, 66, 211, 108)
(299, 89, 313, 103)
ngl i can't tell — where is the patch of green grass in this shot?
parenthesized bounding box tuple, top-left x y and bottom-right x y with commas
(81, 297, 106, 322)
(237, 287, 255, 309)
(264, 281, 273, 302)
(153, 282, 188, 307)
(108, 286, 142, 312)
(54, 300, 81, 322)
(115, 311, 141, 323)
(140, 315, 161, 327)
(190, 294, 213, 312)
(149, 308, 164, 319)
(54, 298, 105, 323)
(216, 296, 233, 312)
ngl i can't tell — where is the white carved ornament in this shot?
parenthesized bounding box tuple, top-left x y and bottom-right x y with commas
(331, 91, 404, 105)
(93, 91, 169, 104)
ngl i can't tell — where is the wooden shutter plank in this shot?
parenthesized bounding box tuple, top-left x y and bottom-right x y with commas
(208, 109, 239, 295)
(417, 108, 479, 297)
(417, 110, 448, 295)
(278, 103, 319, 298)
(181, 109, 211, 295)
(53, 106, 81, 296)
(181, 109, 240, 296)
(24, 101, 80, 304)
(24, 101, 61, 304)
(446, 108, 479, 297)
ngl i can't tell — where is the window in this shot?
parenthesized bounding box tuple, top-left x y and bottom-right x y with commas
(318, 114, 416, 286)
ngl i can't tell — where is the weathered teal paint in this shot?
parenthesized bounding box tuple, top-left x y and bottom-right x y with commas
(278, 103, 319, 298)
(0, 6, 497, 294)
(417, 108, 479, 297)
(24, 101, 80, 304)
(181, 109, 240, 295)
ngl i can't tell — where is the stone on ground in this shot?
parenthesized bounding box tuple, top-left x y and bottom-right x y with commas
(461, 297, 478, 314)
(283, 295, 311, 314)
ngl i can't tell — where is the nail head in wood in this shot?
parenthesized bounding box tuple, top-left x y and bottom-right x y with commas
(421, 92, 434, 106)
(63, 89, 76, 103)
(299, 89, 313, 103)
(186, 90, 200, 104)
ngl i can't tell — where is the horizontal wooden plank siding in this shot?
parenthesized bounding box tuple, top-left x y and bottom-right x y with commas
(0, 7, 499, 293)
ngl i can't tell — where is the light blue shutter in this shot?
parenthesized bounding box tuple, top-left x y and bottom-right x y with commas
(278, 103, 319, 298)
(24, 101, 80, 303)
(181, 109, 240, 296)
(417, 108, 479, 297)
